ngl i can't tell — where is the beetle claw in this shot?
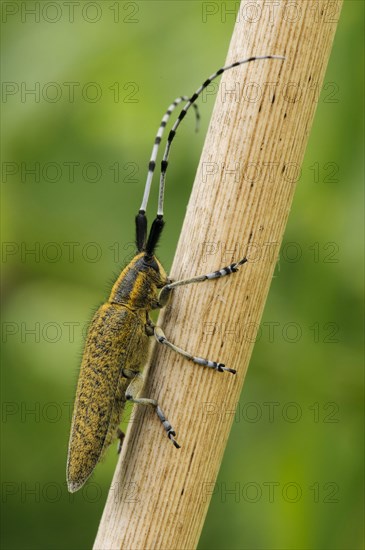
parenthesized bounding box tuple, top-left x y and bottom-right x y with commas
(168, 430, 181, 449)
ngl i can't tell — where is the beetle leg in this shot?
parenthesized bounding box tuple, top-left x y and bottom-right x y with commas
(154, 325, 236, 374)
(145, 315, 155, 336)
(116, 428, 125, 454)
(125, 373, 180, 449)
(158, 257, 247, 306)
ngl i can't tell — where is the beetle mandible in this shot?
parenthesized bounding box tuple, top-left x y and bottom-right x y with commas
(67, 55, 285, 493)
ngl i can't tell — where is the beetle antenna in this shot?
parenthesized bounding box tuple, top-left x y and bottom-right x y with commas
(156, 55, 285, 219)
(136, 97, 200, 252)
(145, 215, 164, 257)
(135, 210, 148, 252)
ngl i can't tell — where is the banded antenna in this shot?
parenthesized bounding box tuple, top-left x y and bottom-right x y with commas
(143, 55, 285, 257)
(136, 96, 200, 253)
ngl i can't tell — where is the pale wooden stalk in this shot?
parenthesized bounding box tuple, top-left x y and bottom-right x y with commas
(94, 1, 343, 548)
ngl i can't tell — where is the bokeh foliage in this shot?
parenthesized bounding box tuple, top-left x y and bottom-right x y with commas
(1, 2, 363, 549)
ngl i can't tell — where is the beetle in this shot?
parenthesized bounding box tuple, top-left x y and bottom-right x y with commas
(67, 55, 284, 493)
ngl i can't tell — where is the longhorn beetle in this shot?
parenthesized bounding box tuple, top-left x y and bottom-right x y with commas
(67, 55, 285, 493)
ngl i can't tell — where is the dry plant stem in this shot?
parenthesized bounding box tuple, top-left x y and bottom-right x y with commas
(94, 1, 343, 549)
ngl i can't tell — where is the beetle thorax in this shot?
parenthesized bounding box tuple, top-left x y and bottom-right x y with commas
(109, 253, 168, 310)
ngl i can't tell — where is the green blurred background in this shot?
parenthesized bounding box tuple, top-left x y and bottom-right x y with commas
(1, 1, 363, 549)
